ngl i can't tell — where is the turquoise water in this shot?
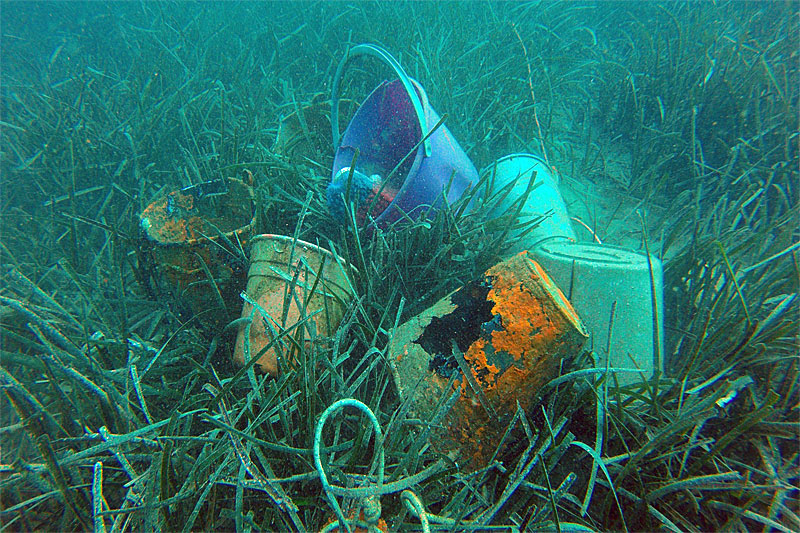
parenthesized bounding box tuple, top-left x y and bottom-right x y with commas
(1, 2, 797, 531)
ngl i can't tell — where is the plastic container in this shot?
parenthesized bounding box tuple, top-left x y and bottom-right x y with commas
(272, 98, 358, 162)
(483, 153, 576, 254)
(139, 177, 256, 329)
(388, 252, 588, 469)
(233, 234, 356, 375)
(530, 241, 664, 384)
(327, 44, 479, 226)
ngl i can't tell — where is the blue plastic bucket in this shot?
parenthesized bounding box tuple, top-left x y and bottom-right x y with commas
(327, 44, 479, 227)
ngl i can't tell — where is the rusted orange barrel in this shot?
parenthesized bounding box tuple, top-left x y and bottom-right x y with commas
(233, 234, 356, 375)
(388, 251, 588, 469)
(139, 177, 256, 329)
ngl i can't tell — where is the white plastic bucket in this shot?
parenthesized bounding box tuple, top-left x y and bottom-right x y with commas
(529, 242, 664, 384)
(483, 153, 576, 254)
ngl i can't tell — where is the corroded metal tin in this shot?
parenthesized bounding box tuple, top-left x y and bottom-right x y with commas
(139, 177, 255, 329)
(389, 252, 588, 468)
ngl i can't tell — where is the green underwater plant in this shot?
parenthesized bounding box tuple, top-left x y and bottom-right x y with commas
(1, 1, 797, 531)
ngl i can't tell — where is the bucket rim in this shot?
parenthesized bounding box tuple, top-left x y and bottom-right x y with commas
(532, 241, 663, 268)
(480, 152, 548, 178)
(140, 177, 256, 246)
(250, 234, 359, 274)
(333, 77, 431, 228)
(379, 77, 429, 212)
(331, 43, 432, 158)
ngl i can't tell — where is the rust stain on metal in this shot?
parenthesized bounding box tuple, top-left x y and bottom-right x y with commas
(388, 252, 589, 469)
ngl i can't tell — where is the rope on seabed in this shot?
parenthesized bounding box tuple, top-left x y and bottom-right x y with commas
(313, 399, 530, 532)
(314, 398, 384, 533)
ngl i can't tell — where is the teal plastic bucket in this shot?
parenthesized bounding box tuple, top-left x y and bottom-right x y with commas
(483, 153, 576, 254)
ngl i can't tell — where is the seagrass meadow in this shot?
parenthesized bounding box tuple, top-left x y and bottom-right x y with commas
(1, 1, 798, 531)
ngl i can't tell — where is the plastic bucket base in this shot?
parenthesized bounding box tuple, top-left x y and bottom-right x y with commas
(530, 241, 664, 384)
(483, 153, 576, 254)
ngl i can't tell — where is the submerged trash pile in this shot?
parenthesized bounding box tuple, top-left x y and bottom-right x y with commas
(1, 2, 797, 531)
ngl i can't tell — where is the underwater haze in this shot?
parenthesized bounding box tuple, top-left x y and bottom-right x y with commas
(1, 1, 798, 531)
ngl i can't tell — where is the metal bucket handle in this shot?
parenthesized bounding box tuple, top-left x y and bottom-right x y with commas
(331, 43, 432, 157)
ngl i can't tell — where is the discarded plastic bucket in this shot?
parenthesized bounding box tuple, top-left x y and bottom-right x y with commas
(327, 44, 479, 226)
(139, 177, 255, 329)
(233, 234, 356, 375)
(483, 153, 576, 254)
(530, 241, 664, 384)
(388, 252, 588, 469)
(272, 97, 359, 163)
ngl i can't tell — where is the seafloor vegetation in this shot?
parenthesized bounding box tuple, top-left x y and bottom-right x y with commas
(1, 1, 797, 531)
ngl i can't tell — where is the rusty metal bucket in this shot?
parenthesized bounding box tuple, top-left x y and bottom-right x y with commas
(233, 234, 356, 375)
(139, 177, 256, 329)
(388, 252, 588, 469)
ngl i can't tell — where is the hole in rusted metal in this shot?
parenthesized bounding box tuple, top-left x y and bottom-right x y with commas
(415, 278, 495, 378)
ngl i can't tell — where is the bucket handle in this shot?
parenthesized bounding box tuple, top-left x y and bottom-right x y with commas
(331, 44, 432, 158)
